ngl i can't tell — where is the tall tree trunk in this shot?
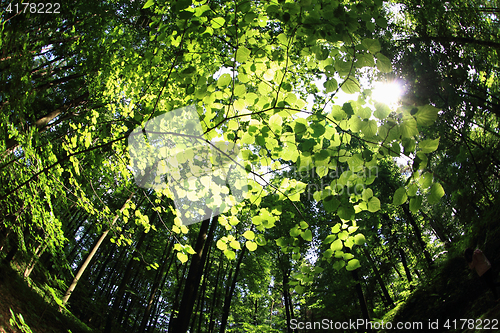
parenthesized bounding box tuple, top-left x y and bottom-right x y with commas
(399, 248, 414, 288)
(283, 271, 293, 333)
(104, 230, 147, 333)
(168, 210, 218, 333)
(363, 248, 394, 308)
(401, 204, 434, 268)
(195, 245, 212, 333)
(138, 236, 174, 332)
(419, 210, 451, 246)
(208, 253, 224, 333)
(61, 192, 134, 306)
(219, 244, 247, 333)
(351, 269, 373, 333)
(24, 240, 48, 277)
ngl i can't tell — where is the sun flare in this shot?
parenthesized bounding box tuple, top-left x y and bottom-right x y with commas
(371, 81, 403, 107)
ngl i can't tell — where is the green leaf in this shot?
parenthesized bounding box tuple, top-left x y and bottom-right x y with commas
(376, 16, 387, 28)
(324, 249, 334, 258)
(414, 105, 439, 126)
(409, 196, 422, 213)
(255, 234, 267, 246)
(143, 0, 154, 9)
(236, 46, 251, 63)
(338, 205, 355, 220)
(216, 239, 227, 251)
(362, 39, 381, 53)
(269, 114, 282, 132)
(393, 187, 408, 206)
(418, 172, 433, 188)
(323, 195, 340, 212)
(224, 249, 236, 259)
(367, 197, 380, 212)
(341, 77, 360, 94)
(234, 84, 246, 96)
(309, 123, 324, 138)
(331, 223, 341, 234)
(356, 53, 375, 68)
(211, 17, 226, 29)
(330, 239, 343, 251)
(177, 252, 188, 263)
(376, 53, 392, 73)
(400, 116, 419, 138)
(243, 230, 255, 240)
(373, 102, 391, 119)
(419, 138, 439, 153)
(290, 226, 301, 237)
(229, 240, 241, 250)
(295, 285, 305, 293)
(354, 233, 366, 245)
(301, 229, 313, 242)
(333, 260, 345, 271)
(324, 234, 336, 244)
(324, 79, 338, 93)
(407, 183, 418, 196)
(362, 120, 378, 137)
(217, 73, 232, 88)
(428, 183, 445, 204)
(362, 188, 373, 201)
(346, 259, 361, 271)
(245, 241, 257, 252)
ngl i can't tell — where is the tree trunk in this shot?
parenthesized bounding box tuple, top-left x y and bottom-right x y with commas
(195, 244, 212, 333)
(351, 269, 373, 333)
(24, 240, 48, 277)
(104, 230, 147, 333)
(283, 271, 293, 333)
(138, 236, 174, 332)
(208, 253, 224, 333)
(363, 248, 394, 308)
(219, 244, 246, 333)
(168, 211, 218, 333)
(401, 204, 434, 268)
(399, 248, 414, 288)
(61, 192, 134, 306)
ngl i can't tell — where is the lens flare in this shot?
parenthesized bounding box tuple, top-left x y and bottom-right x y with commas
(371, 81, 403, 106)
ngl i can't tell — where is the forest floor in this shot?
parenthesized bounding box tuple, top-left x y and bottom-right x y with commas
(0, 263, 92, 333)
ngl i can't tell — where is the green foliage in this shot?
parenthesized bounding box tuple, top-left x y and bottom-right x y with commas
(9, 309, 33, 333)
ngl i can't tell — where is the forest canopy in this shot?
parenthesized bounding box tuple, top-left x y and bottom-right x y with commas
(1, 0, 499, 332)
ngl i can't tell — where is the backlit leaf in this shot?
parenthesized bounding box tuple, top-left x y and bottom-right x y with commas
(245, 241, 258, 251)
(376, 53, 392, 73)
(341, 77, 360, 94)
(428, 183, 445, 204)
(393, 187, 407, 206)
(301, 229, 313, 242)
(419, 138, 439, 153)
